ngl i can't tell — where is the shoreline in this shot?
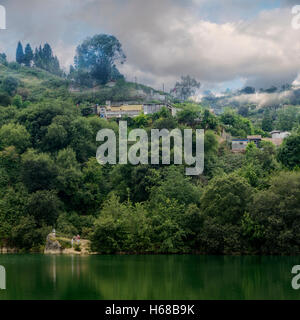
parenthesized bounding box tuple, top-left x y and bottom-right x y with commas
(1, 248, 299, 256)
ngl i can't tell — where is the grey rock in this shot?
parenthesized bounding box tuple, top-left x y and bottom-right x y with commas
(44, 233, 62, 254)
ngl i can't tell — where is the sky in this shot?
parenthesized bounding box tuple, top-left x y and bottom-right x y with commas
(1, 0, 300, 93)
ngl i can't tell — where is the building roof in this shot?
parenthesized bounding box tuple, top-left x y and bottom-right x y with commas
(121, 105, 143, 111)
(247, 135, 262, 140)
(270, 130, 290, 135)
(108, 105, 143, 112)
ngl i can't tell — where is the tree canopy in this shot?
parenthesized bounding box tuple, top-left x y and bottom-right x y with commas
(172, 75, 200, 101)
(73, 34, 126, 85)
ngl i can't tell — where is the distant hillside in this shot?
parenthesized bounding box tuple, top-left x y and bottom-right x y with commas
(0, 62, 171, 107)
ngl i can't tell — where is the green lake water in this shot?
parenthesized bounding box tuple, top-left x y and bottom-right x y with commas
(0, 255, 299, 300)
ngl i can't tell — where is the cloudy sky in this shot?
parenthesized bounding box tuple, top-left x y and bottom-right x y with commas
(1, 0, 300, 92)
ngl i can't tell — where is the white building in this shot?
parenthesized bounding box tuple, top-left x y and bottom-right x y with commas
(270, 131, 290, 139)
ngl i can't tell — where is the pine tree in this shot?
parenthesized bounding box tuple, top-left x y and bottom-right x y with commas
(16, 41, 24, 64)
(33, 46, 43, 68)
(24, 43, 34, 67)
(32, 43, 62, 76)
(43, 43, 53, 61)
(0, 53, 6, 64)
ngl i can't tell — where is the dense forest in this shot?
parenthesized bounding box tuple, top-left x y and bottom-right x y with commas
(0, 35, 300, 255)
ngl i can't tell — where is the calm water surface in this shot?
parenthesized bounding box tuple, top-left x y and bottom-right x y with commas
(0, 255, 299, 300)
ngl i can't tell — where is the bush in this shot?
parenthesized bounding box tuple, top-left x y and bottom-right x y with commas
(74, 244, 81, 252)
(0, 91, 12, 106)
(2, 76, 19, 95)
(0, 123, 31, 153)
(57, 237, 72, 249)
(8, 62, 21, 70)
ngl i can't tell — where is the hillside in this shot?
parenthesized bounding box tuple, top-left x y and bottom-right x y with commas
(0, 60, 300, 256)
(0, 62, 170, 108)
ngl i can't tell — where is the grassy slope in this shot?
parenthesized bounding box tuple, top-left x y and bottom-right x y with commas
(0, 63, 170, 105)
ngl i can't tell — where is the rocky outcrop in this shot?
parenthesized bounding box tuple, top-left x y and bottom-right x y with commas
(0, 247, 18, 253)
(44, 233, 63, 254)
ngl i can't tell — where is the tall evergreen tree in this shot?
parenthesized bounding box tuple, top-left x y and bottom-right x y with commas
(33, 43, 62, 76)
(24, 43, 34, 67)
(42, 43, 53, 62)
(0, 53, 6, 64)
(33, 46, 43, 68)
(16, 41, 24, 64)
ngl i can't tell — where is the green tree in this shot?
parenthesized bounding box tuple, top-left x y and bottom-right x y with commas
(90, 194, 132, 253)
(2, 76, 19, 96)
(16, 41, 24, 64)
(0, 53, 7, 64)
(55, 148, 83, 209)
(172, 75, 200, 101)
(198, 216, 243, 254)
(203, 130, 219, 177)
(0, 123, 31, 153)
(238, 106, 249, 117)
(0, 146, 21, 183)
(24, 43, 34, 67)
(10, 216, 38, 249)
(149, 166, 201, 206)
(275, 106, 298, 131)
(69, 118, 95, 162)
(17, 102, 76, 148)
(200, 173, 253, 224)
(26, 190, 62, 226)
(12, 95, 23, 108)
(74, 34, 126, 85)
(43, 122, 69, 152)
(153, 116, 177, 130)
(202, 109, 219, 130)
(149, 198, 188, 253)
(177, 109, 199, 126)
(0, 91, 12, 106)
(277, 133, 300, 169)
(33, 43, 62, 76)
(244, 172, 300, 254)
(21, 150, 57, 192)
(75, 158, 108, 214)
(220, 110, 253, 137)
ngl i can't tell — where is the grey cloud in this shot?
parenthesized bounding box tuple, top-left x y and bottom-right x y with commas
(0, 0, 300, 91)
(281, 0, 300, 6)
(224, 89, 296, 108)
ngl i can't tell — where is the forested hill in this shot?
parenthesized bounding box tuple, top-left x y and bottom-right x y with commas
(1, 47, 300, 256)
(0, 62, 168, 108)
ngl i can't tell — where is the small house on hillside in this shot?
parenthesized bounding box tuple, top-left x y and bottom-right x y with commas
(232, 132, 289, 152)
(270, 130, 290, 139)
(247, 135, 262, 147)
(232, 139, 248, 153)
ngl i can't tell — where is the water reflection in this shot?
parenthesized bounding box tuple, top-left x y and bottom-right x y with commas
(0, 255, 299, 300)
(52, 255, 56, 287)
